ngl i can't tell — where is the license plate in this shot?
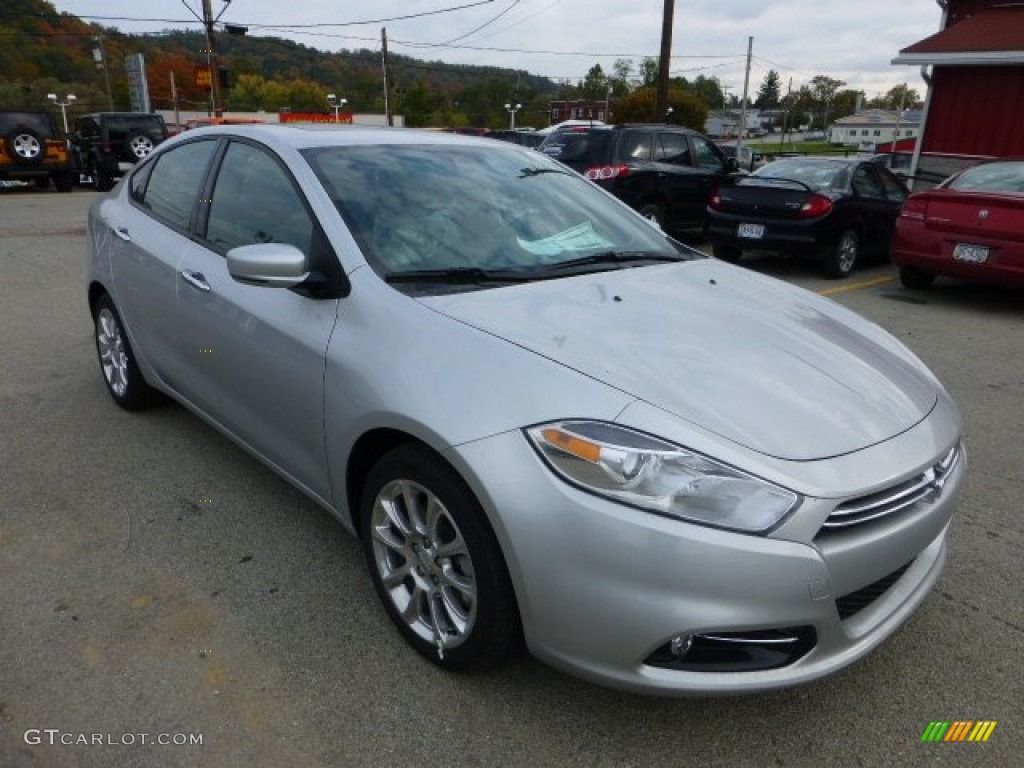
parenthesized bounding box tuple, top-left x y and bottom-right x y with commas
(952, 243, 989, 264)
(737, 223, 765, 239)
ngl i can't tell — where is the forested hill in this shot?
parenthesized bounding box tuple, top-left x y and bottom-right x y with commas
(0, 0, 562, 127)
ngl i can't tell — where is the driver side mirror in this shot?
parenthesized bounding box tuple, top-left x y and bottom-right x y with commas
(227, 243, 310, 288)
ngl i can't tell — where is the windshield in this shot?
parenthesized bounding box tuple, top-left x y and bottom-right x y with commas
(749, 158, 849, 192)
(304, 142, 689, 291)
(947, 161, 1024, 193)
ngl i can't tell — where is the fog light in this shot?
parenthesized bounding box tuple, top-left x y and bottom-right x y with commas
(669, 634, 693, 656)
(645, 626, 817, 672)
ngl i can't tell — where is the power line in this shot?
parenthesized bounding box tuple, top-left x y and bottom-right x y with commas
(68, 2, 498, 29)
(436, 0, 523, 47)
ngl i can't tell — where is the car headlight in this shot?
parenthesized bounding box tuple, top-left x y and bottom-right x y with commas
(525, 420, 799, 533)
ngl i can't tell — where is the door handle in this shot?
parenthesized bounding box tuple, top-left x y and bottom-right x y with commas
(180, 270, 211, 292)
(113, 227, 131, 242)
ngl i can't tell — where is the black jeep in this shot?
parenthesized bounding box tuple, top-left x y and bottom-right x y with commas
(72, 112, 169, 191)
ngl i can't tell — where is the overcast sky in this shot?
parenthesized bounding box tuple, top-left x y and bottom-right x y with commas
(50, 0, 945, 99)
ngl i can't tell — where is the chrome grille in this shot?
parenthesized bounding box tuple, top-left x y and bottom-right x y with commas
(821, 443, 961, 531)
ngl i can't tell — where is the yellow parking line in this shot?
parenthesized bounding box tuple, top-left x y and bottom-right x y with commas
(817, 275, 893, 296)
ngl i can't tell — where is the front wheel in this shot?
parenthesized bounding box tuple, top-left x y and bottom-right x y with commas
(92, 160, 115, 192)
(822, 229, 859, 279)
(93, 294, 160, 411)
(360, 444, 521, 671)
(899, 265, 936, 290)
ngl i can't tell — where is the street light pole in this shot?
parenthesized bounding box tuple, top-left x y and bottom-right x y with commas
(47, 93, 77, 133)
(504, 102, 521, 130)
(327, 94, 348, 123)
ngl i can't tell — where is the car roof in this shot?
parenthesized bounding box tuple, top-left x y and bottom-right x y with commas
(175, 124, 511, 152)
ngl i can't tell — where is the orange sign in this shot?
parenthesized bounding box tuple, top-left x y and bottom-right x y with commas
(194, 66, 212, 89)
(279, 111, 352, 125)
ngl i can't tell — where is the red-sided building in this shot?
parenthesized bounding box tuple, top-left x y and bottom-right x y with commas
(892, 0, 1024, 187)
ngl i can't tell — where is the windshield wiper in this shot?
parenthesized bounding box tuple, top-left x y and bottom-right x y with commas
(518, 167, 573, 179)
(385, 267, 541, 285)
(545, 250, 683, 271)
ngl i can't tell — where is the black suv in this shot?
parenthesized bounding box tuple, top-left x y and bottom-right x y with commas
(72, 112, 169, 191)
(0, 109, 75, 192)
(538, 124, 738, 233)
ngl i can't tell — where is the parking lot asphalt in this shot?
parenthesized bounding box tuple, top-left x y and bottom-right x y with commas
(1, 188, 1021, 768)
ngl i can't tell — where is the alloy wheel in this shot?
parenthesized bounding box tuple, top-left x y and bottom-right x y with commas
(96, 307, 129, 397)
(369, 478, 477, 654)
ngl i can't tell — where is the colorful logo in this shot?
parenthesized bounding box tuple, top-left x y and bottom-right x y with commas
(921, 721, 997, 742)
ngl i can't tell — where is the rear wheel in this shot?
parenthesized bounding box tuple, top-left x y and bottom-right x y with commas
(7, 127, 45, 166)
(822, 229, 859, 279)
(93, 294, 160, 411)
(899, 265, 935, 290)
(712, 244, 742, 263)
(638, 202, 666, 230)
(125, 130, 156, 161)
(53, 172, 73, 193)
(360, 444, 521, 672)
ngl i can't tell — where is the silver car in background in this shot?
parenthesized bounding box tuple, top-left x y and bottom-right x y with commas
(86, 125, 964, 695)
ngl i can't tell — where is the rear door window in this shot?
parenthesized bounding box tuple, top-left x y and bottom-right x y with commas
(140, 140, 218, 231)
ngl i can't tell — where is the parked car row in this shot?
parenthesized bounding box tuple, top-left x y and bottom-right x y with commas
(0, 108, 169, 192)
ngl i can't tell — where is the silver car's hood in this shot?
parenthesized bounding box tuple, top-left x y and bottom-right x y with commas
(422, 260, 937, 461)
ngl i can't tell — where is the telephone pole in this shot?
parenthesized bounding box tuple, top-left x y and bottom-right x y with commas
(382, 27, 393, 127)
(202, 0, 222, 116)
(655, 0, 674, 120)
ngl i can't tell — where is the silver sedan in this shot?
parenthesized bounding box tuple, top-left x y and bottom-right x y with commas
(86, 125, 964, 695)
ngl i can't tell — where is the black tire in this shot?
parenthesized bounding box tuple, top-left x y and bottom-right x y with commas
(638, 202, 666, 229)
(53, 172, 73, 193)
(899, 265, 936, 290)
(712, 243, 742, 263)
(6, 127, 45, 166)
(124, 130, 156, 161)
(822, 229, 859, 279)
(92, 160, 115, 192)
(92, 294, 160, 411)
(360, 444, 521, 672)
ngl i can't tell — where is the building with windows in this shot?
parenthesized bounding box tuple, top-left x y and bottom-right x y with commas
(892, 0, 1024, 187)
(828, 109, 922, 148)
(548, 100, 609, 124)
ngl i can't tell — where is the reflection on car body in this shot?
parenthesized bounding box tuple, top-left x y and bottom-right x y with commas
(86, 125, 963, 695)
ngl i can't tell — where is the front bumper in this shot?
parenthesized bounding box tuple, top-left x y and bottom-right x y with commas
(447, 425, 963, 695)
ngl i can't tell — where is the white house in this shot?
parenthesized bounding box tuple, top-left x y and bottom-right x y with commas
(828, 109, 922, 148)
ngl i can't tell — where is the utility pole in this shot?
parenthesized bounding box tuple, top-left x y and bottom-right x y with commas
(93, 35, 114, 110)
(737, 37, 753, 158)
(382, 27, 393, 127)
(655, 0, 674, 120)
(202, 0, 222, 117)
(170, 71, 180, 131)
(781, 77, 792, 150)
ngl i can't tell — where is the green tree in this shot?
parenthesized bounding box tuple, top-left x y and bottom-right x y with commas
(755, 70, 781, 108)
(692, 75, 725, 111)
(579, 63, 607, 100)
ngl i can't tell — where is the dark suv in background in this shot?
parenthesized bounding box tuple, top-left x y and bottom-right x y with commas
(0, 109, 75, 192)
(72, 112, 169, 191)
(538, 124, 738, 233)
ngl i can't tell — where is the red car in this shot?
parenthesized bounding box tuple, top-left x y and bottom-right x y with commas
(892, 159, 1024, 289)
